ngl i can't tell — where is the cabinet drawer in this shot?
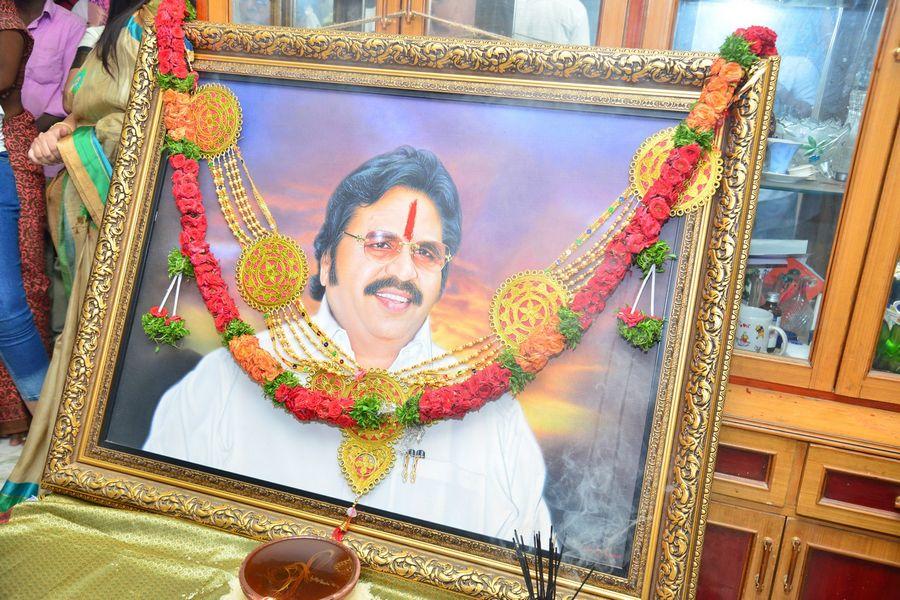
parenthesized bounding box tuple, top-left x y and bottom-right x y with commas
(797, 445, 900, 535)
(712, 426, 803, 507)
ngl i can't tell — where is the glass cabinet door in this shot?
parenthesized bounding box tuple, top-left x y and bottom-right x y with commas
(672, 0, 892, 385)
(230, 0, 378, 29)
(423, 0, 601, 44)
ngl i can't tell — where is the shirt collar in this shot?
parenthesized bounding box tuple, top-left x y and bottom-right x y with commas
(312, 297, 434, 370)
(28, 0, 58, 29)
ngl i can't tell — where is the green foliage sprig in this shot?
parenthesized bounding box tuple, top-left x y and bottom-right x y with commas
(264, 371, 300, 403)
(499, 349, 536, 395)
(673, 123, 714, 151)
(350, 394, 383, 429)
(167, 248, 195, 278)
(718, 35, 757, 70)
(164, 136, 202, 160)
(222, 318, 255, 345)
(396, 393, 422, 427)
(634, 241, 676, 276)
(141, 313, 189, 350)
(156, 72, 197, 93)
(557, 306, 585, 350)
(618, 317, 665, 352)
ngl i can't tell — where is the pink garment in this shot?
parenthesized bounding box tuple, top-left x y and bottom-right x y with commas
(22, 0, 86, 119)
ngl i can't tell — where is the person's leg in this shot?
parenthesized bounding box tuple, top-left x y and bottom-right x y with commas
(0, 153, 49, 406)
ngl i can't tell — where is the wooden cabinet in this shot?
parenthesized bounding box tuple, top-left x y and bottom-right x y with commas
(771, 519, 900, 600)
(700, 424, 900, 599)
(698, 503, 785, 599)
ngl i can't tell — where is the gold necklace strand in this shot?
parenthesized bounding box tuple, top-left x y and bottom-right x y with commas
(278, 308, 351, 374)
(391, 333, 496, 376)
(209, 159, 252, 245)
(265, 312, 306, 370)
(554, 194, 638, 278)
(552, 196, 624, 268)
(235, 146, 278, 233)
(393, 335, 502, 380)
(553, 198, 639, 286)
(287, 301, 359, 371)
(222, 148, 268, 238)
(269, 310, 334, 374)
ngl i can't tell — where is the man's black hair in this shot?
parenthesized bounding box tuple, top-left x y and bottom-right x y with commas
(309, 146, 462, 301)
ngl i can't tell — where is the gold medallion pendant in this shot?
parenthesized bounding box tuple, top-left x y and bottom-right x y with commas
(192, 84, 243, 159)
(309, 369, 411, 495)
(630, 127, 724, 216)
(236, 234, 309, 312)
(490, 270, 571, 350)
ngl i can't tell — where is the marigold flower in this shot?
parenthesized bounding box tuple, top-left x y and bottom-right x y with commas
(230, 334, 281, 383)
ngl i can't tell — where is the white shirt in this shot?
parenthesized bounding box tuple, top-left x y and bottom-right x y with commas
(144, 300, 552, 540)
(513, 0, 591, 45)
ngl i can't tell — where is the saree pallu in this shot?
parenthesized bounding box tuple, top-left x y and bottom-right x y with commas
(0, 112, 50, 436)
(0, 7, 152, 511)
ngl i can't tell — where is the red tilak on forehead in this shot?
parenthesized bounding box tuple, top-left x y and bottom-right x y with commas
(403, 199, 417, 241)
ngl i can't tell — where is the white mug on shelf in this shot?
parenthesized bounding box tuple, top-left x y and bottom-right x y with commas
(736, 305, 788, 355)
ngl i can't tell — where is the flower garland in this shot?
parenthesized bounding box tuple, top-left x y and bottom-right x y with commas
(154, 7, 776, 432)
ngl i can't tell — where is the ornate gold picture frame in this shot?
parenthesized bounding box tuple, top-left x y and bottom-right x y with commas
(42, 22, 777, 600)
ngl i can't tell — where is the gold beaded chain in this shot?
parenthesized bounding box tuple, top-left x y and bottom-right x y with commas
(209, 160, 252, 245)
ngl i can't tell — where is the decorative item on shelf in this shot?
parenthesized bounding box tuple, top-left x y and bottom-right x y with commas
(238, 536, 361, 600)
(512, 529, 594, 600)
(874, 301, 900, 374)
(154, 0, 778, 535)
(140, 248, 194, 349)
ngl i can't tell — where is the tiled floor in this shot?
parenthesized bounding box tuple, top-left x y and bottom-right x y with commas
(0, 438, 24, 481)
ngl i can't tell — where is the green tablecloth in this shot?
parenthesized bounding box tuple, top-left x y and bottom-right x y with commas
(0, 494, 457, 599)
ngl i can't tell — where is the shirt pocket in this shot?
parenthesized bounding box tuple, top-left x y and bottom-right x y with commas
(25, 43, 65, 86)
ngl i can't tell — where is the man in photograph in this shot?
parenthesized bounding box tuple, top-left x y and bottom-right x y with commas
(144, 146, 551, 540)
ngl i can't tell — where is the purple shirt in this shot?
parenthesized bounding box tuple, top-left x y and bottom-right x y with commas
(22, 0, 86, 119)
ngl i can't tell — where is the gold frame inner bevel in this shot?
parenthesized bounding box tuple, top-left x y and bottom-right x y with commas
(41, 23, 778, 600)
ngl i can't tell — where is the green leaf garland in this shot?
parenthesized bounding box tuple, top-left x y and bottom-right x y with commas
(718, 34, 758, 70)
(167, 248, 195, 278)
(673, 123, 714, 151)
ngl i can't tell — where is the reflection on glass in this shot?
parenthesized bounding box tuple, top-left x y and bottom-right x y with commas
(674, 0, 888, 358)
(426, 0, 600, 45)
(231, 0, 377, 30)
(873, 258, 900, 374)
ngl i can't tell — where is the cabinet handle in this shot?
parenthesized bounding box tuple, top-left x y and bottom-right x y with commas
(754, 538, 773, 591)
(782, 537, 802, 592)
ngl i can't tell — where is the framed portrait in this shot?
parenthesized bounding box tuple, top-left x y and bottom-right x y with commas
(42, 21, 778, 599)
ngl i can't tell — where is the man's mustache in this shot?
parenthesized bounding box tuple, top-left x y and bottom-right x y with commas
(363, 277, 423, 306)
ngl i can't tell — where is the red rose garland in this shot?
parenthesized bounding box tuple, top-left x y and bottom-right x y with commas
(155, 6, 776, 431)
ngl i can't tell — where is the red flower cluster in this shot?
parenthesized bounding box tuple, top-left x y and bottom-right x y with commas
(275, 385, 356, 428)
(156, 0, 190, 79)
(169, 155, 240, 331)
(735, 26, 778, 58)
(418, 363, 511, 422)
(148, 305, 183, 326)
(617, 307, 647, 328)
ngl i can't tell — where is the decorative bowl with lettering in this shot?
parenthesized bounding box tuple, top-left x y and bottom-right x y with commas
(239, 536, 360, 599)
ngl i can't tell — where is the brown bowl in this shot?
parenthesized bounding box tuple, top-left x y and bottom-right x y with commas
(239, 536, 360, 599)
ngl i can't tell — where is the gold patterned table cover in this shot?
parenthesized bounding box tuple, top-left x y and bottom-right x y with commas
(0, 495, 457, 599)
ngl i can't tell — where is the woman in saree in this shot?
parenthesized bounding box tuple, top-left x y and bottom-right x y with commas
(0, 0, 158, 512)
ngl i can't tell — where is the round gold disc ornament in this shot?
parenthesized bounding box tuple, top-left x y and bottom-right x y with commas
(236, 234, 309, 312)
(629, 127, 724, 216)
(192, 84, 242, 159)
(490, 270, 571, 350)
